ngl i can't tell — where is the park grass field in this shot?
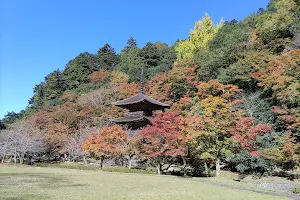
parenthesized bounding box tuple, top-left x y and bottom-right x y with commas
(0, 165, 287, 200)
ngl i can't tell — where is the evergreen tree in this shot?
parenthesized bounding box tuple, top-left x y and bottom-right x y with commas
(126, 37, 137, 47)
(194, 18, 250, 82)
(30, 82, 47, 107)
(139, 42, 164, 79)
(152, 42, 176, 75)
(116, 38, 144, 82)
(97, 43, 119, 71)
(2, 111, 24, 124)
(117, 39, 175, 82)
(63, 52, 99, 89)
(140, 42, 161, 69)
(44, 69, 65, 101)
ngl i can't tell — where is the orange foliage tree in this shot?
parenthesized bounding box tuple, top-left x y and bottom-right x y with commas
(193, 80, 241, 131)
(251, 50, 300, 106)
(82, 125, 128, 168)
(144, 72, 171, 103)
(31, 102, 89, 157)
(108, 70, 140, 99)
(119, 82, 140, 99)
(266, 106, 300, 170)
(176, 80, 242, 176)
(266, 132, 300, 170)
(144, 61, 199, 105)
(88, 70, 108, 83)
(45, 123, 70, 156)
(59, 91, 77, 103)
(169, 61, 197, 84)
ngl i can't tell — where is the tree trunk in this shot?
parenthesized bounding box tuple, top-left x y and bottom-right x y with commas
(120, 154, 124, 166)
(8, 155, 12, 163)
(83, 155, 87, 166)
(64, 154, 67, 161)
(19, 154, 24, 164)
(1, 154, 5, 164)
(216, 159, 220, 177)
(182, 156, 187, 176)
(157, 163, 162, 175)
(99, 156, 104, 169)
(204, 162, 208, 174)
(128, 155, 133, 169)
(13, 153, 17, 164)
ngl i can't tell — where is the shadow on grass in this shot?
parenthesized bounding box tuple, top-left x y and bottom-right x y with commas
(0, 172, 88, 189)
(1, 193, 50, 200)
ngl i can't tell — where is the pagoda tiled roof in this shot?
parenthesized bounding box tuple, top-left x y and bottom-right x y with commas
(111, 92, 170, 108)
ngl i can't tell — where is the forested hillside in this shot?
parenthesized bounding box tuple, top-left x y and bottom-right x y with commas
(1, 0, 299, 176)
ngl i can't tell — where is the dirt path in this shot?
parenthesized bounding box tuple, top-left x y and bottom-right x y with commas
(194, 178, 300, 200)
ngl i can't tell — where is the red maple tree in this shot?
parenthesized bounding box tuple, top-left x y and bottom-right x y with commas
(229, 117, 272, 157)
(138, 112, 190, 174)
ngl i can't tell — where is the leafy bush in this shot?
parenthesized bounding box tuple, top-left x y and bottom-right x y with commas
(292, 185, 300, 194)
(188, 160, 216, 177)
(229, 151, 275, 176)
(272, 170, 300, 180)
(202, 168, 216, 177)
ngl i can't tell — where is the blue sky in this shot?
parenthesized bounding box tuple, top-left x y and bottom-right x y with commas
(0, 0, 270, 119)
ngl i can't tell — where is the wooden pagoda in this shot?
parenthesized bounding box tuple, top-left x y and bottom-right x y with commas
(110, 92, 170, 130)
(110, 68, 170, 130)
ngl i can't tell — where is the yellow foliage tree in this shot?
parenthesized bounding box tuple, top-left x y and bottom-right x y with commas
(109, 71, 129, 86)
(175, 13, 223, 62)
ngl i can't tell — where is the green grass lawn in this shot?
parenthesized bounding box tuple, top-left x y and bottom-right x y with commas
(0, 165, 287, 200)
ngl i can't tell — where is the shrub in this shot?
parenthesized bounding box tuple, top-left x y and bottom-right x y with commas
(229, 151, 275, 176)
(292, 186, 300, 194)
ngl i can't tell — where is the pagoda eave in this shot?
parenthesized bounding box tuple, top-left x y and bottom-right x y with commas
(111, 93, 170, 108)
(110, 114, 151, 130)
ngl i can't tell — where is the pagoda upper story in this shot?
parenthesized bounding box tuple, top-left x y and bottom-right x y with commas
(110, 92, 170, 129)
(111, 92, 170, 116)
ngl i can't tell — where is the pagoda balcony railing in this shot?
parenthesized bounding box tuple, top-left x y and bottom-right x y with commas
(124, 111, 144, 117)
